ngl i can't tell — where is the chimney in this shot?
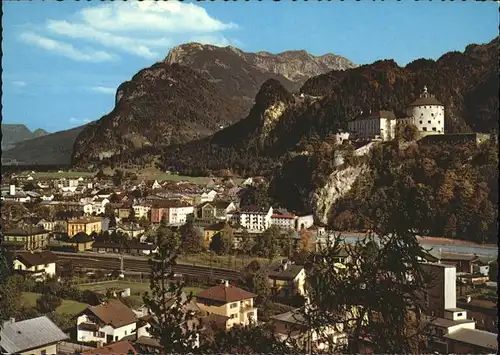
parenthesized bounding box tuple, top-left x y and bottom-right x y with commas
(466, 295, 471, 303)
(223, 280, 229, 287)
(9, 184, 15, 196)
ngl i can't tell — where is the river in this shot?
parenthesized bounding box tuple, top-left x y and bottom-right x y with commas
(320, 233, 498, 259)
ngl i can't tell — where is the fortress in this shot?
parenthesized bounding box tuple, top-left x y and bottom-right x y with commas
(348, 86, 445, 141)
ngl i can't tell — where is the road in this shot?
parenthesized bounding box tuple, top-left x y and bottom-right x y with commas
(54, 252, 242, 281)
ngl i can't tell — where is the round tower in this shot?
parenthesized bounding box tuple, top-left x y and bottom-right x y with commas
(408, 86, 445, 136)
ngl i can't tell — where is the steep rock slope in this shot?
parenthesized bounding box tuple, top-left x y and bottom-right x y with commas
(72, 63, 248, 166)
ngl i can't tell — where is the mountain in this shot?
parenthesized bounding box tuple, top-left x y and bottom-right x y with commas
(2, 125, 87, 166)
(1, 124, 49, 151)
(150, 37, 498, 178)
(165, 42, 357, 102)
(72, 43, 355, 167)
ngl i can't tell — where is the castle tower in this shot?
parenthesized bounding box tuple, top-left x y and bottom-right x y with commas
(408, 86, 445, 137)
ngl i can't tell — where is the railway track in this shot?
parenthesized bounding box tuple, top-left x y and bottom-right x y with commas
(55, 253, 242, 281)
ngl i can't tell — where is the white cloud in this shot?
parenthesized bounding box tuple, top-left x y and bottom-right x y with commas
(69, 117, 92, 125)
(90, 86, 116, 94)
(69, 117, 79, 123)
(39, 2, 238, 60)
(12, 81, 26, 87)
(19, 32, 115, 62)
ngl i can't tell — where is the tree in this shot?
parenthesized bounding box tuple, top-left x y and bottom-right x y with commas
(104, 203, 115, 218)
(238, 185, 271, 209)
(0, 275, 23, 321)
(128, 207, 136, 222)
(298, 229, 314, 253)
(240, 229, 255, 256)
(180, 222, 203, 254)
(142, 226, 199, 352)
(303, 232, 434, 354)
(209, 233, 229, 255)
(36, 294, 62, 314)
(254, 226, 281, 260)
(112, 169, 124, 186)
(95, 169, 106, 180)
(395, 122, 419, 142)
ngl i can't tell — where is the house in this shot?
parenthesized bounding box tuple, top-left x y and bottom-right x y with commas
(1, 316, 69, 355)
(199, 201, 236, 220)
(13, 251, 57, 281)
(271, 210, 297, 230)
(3, 225, 50, 251)
(81, 340, 137, 355)
(203, 222, 231, 248)
(267, 260, 307, 298)
(91, 240, 157, 256)
(92, 198, 110, 215)
(132, 203, 151, 219)
(457, 296, 498, 333)
(1, 184, 31, 203)
(36, 218, 57, 232)
(116, 223, 145, 238)
(472, 261, 491, 277)
(67, 218, 102, 237)
(70, 232, 95, 252)
(405, 86, 445, 137)
(444, 328, 498, 354)
(196, 281, 257, 329)
(348, 110, 397, 141)
(236, 206, 273, 232)
(76, 299, 138, 345)
(271, 308, 348, 353)
(437, 252, 481, 274)
(200, 190, 217, 203)
(295, 214, 314, 231)
(150, 200, 194, 225)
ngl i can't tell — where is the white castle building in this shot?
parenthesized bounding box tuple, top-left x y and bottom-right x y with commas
(348, 86, 445, 141)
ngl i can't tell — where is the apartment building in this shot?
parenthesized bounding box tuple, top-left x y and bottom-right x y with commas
(235, 206, 273, 232)
(67, 218, 102, 237)
(150, 200, 194, 225)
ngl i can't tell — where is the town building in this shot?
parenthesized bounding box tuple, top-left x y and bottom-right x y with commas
(67, 218, 102, 237)
(132, 203, 151, 219)
(234, 206, 273, 232)
(271, 210, 297, 230)
(419, 263, 457, 318)
(150, 200, 194, 225)
(203, 222, 231, 248)
(0, 316, 69, 355)
(13, 251, 57, 281)
(457, 296, 498, 333)
(196, 281, 257, 329)
(1, 184, 31, 203)
(443, 328, 497, 354)
(81, 340, 137, 355)
(267, 260, 306, 298)
(70, 232, 95, 252)
(271, 308, 348, 353)
(3, 225, 50, 251)
(116, 224, 145, 238)
(198, 201, 236, 220)
(76, 300, 138, 346)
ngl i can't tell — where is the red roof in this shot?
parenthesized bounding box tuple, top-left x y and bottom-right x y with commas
(82, 340, 137, 355)
(197, 284, 256, 303)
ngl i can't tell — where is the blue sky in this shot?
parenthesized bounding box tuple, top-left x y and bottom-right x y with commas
(2, 1, 498, 133)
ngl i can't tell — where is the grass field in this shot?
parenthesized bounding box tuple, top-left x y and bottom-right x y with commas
(179, 253, 282, 270)
(78, 281, 204, 297)
(17, 171, 94, 179)
(21, 292, 88, 315)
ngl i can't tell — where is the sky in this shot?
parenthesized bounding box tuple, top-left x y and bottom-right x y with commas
(2, 1, 498, 133)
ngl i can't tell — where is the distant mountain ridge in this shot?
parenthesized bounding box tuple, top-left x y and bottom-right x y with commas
(71, 43, 355, 167)
(2, 124, 87, 166)
(1, 124, 49, 150)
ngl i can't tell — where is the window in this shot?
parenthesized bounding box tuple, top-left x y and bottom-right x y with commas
(125, 330, 127, 335)
(41, 351, 47, 355)
(230, 314, 237, 319)
(419, 120, 423, 124)
(432, 127, 437, 131)
(230, 302, 238, 309)
(115, 336, 119, 341)
(423, 127, 427, 131)
(428, 120, 431, 124)
(438, 121, 441, 124)
(457, 313, 462, 317)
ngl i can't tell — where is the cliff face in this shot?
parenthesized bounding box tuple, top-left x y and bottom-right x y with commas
(309, 164, 368, 224)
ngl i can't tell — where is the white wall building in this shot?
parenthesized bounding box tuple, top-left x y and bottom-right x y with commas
(76, 300, 137, 346)
(13, 251, 57, 281)
(237, 207, 273, 232)
(133, 204, 151, 219)
(168, 205, 195, 225)
(406, 86, 445, 136)
(348, 111, 397, 141)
